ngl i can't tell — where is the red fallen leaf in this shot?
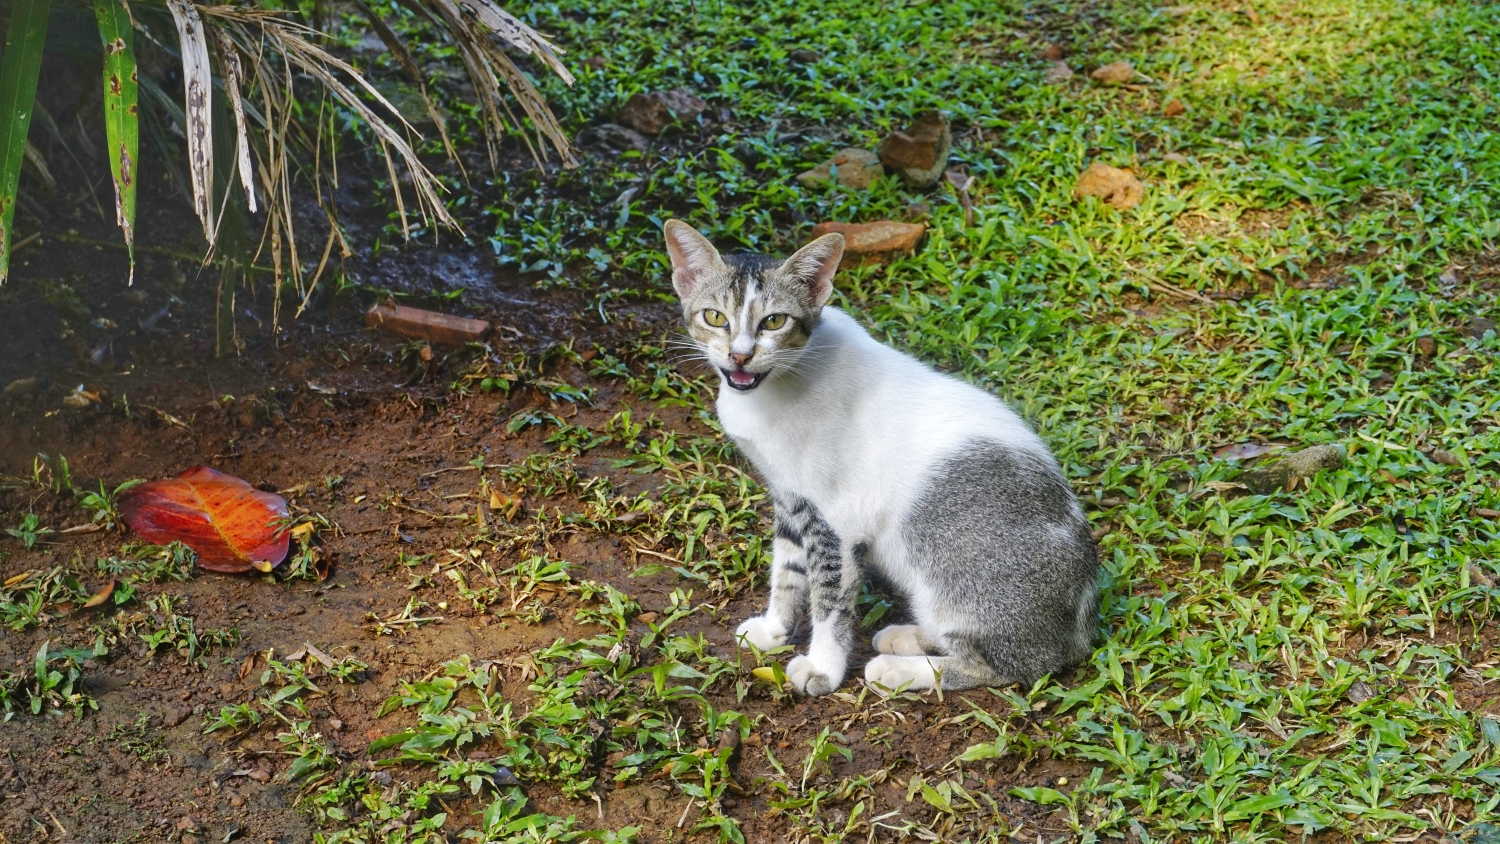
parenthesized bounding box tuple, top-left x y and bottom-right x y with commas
(118, 466, 289, 573)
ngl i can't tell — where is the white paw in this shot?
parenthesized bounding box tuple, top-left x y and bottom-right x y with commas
(864, 655, 939, 691)
(873, 624, 929, 655)
(735, 615, 789, 651)
(786, 655, 842, 696)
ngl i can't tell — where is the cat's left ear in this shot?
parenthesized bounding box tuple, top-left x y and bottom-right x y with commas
(778, 233, 844, 309)
(663, 220, 726, 299)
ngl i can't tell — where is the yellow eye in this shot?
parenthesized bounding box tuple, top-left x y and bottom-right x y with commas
(760, 313, 788, 331)
(702, 309, 727, 327)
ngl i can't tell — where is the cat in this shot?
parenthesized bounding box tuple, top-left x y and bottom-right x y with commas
(662, 220, 1100, 695)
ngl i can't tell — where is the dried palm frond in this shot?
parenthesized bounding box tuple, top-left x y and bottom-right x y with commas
(0, 0, 577, 345)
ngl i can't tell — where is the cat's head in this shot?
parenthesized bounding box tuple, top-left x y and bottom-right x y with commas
(662, 220, 844, 392)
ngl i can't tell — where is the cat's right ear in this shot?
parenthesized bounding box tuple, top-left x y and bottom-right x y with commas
(663, 220, 725, 299)
(779, 233, 844, 309)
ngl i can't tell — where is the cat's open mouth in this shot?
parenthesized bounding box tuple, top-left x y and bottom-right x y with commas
(722, 368, 767, 391)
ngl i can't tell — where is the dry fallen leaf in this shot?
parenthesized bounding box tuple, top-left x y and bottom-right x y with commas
(1215, 442, 1285, 461)
(83, 580, 116, 608)
(1091, 61, 1135, 84)
(1163, 98, 1187, 117)
(1073, 161, 1145, 210)
(489, 489, 522, 520)
(750, 667, 779, 683)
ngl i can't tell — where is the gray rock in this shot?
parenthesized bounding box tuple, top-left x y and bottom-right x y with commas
(577, 123, 650, 155)
(1240, 445, 1345, 494)
(1464, 316, 1496, 339)
(619, 88, 707, 135)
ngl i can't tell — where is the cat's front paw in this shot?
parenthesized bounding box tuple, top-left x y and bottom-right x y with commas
(735, 615, 789, 651)
(786, 655, 842, 696)
(872, 624, 929, 655)
(864, 654, 939, 691)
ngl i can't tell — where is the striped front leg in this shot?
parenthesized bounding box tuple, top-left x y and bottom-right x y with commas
(735, 494, 815, 650)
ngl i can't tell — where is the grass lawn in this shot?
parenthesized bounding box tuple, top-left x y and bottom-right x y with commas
(6, 0, 1500, 841)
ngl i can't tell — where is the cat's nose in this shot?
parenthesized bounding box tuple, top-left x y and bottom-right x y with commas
(729, 351, 754, 367)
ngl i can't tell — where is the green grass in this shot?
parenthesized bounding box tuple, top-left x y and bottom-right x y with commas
(334, 0, 1500, 838)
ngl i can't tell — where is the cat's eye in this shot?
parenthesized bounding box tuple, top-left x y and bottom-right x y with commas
(702, 309, 727, 327)
(760, 313, 788, 331)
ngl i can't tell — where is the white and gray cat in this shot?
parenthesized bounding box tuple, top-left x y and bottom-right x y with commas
(663, 220, 1099, 695)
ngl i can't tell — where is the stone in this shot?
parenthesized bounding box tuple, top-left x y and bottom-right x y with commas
(810, 221, 927, 267)
(1463, 316, 1496, 338)
(1163, 98, 1187, 116)
(1239, 444, 1345, 494)
(1429, 448, 1461, 466)
(1091, 61, 1135, 84)
(1044, 61, 1074, 84)
(1038, 43, 1065, 61)
(877, 110, 952, 189)
(796, 148, 885, 191)
(584, 55, 607, 71)
(577, 123, 650, 155)
(4, 377, 40, 397)
(1073, 161, 1145, 210)
(788, 48, 822, 65)
(619, 88, 707, 135)
(1415, 336, 1436, 356)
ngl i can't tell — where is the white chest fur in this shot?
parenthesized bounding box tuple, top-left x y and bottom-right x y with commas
(715, 308, 1047, 544)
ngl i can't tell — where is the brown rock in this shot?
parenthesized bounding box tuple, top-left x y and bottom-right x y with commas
(788, 48, 821, 65)
(1415, 335, 1436, 356)
(1240, 445, 1344, 494)
(1044, 61, 1074, 84)
(1072, 162, 1145, 210)
(810, 221, 927, 267)
(1163, 98, 1187, 117)
(796, 148, 884, 190)
(365, 303, 491, 347)
(619, 88, 707, 135)
(1091, 61, 1135, 84)
(877, 110, 952, 189)
(1038, 43, 1065, 61)
(163, 706, 192, 728)
(584, 55, 607, 71)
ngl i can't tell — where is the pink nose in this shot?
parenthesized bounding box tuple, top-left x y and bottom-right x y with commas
(729, 352, 753, 366)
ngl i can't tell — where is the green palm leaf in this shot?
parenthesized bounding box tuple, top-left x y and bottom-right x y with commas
(0, 0, 51, 284)
(94, 0, 138, 285)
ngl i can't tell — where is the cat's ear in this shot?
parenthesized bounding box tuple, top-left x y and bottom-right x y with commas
(663, 220, 725, 299)
(778, 233, 844, 309)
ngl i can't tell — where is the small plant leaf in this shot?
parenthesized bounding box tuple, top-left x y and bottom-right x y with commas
(118, 466, 290, 573)
(93, 0, 139, 284)
(0, 0, 51, 284)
